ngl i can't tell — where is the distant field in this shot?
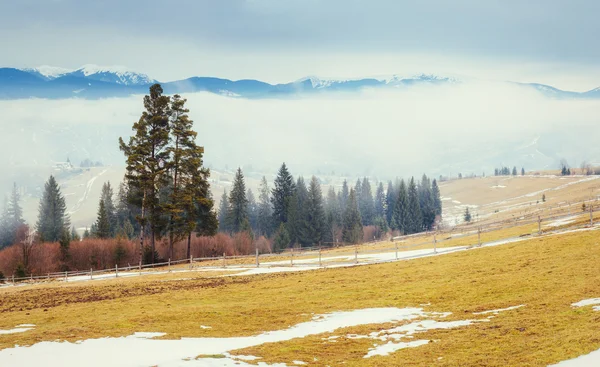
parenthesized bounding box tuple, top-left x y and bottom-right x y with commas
(439, 175, 600, 227)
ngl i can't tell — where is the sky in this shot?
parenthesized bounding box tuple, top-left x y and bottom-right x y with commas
(2, 0, 600, 90)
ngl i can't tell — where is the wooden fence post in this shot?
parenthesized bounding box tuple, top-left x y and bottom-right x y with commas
(319, 246, 322, 267)
(189, 254, 193, 270)
(291, 248, 294, 267)
(256, 248, 259, 268)
(223, 252, 226, 269)
(354, 245, 358, 264)
(64, 271, 67, 282)
(168, 258, 171, 273)
(538, 215, 542, 235)
(434, 233, 437, 253)
(478, 227, 481, 247)
(395, 241, 399, 260)
(590, 205, 594, 226)
(115, 264, 118, 278)
(90, 268, 93, 280)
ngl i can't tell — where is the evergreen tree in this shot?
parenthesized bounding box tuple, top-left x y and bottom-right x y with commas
(464, 207, 472, 222)
(385, 181, 396, 226)
(271, 163, 295, 227)
(100, 182, 116, 237)
(119, 84, 171, 263)
(291, 177, 310, 245)
(342, 189, 363, 244)
(257, 177, 273, 237)
(95, 199, 111, 239)
(83, 227, 90, 239)
(273, 223, 290, 252)
(374, 182, 386, 220)
(339, 180, 349, 213)
(392, 180, 409, 234)
(512, 166, 518, 176)
(36, 175, 71, 242)
(431, 179, 442, 217)
(418, 175, 436, 230)
(406, 177, 422, 234)
(0, 197, 11, 247)
(359, 177, 375, 225)
(70, 226, 80, 242)
(304, 176, 325, 246)
(247, 189, 259, 233)
(217, 190, 230, 232)
(286, 192, 300, 245)
(521, 167, 525, 176)
(58, 228, 71, 271)
(227, 168, 249, 233)
(325, 186, 342, 244)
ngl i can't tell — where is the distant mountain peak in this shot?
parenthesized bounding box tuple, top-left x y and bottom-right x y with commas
(69, 64, 156, 86)
(21, 65, 72, 80)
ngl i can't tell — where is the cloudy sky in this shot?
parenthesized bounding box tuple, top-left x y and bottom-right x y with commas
(2, 0, 600, 90)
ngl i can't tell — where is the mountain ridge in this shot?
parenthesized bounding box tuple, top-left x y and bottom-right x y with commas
(0, 65, 598, 100)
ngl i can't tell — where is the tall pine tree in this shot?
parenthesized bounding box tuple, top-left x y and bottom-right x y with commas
(257, 177, 273, 237)
(342, 189, 363, 244)
(119, 83, 171, 263)
(271, 163, 295, 228)
(359, 177, 375, 225)
(227, 168, 249, 233)
(392, 179, 408, 234)
(36, 175, 71, 242)
(304, 176, 325, 246)
(218, 190, 230, 233)
(406, 177, 422, 234)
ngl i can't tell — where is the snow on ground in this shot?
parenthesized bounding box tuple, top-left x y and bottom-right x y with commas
(0, 305, 526, 366)
(548, 348, 600, 366)
(491, 185, 507, 189)
(0, 308, 430, 367)
(571, 298, 600, 311)
(544, 216, 578, 228)
(0, 325, 35, 335)
(473, 305, 525, 315)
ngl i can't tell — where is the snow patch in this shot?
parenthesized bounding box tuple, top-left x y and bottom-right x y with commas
(548, 348, 600, 366)
(473, 304, 525, 315)
(571, 298, 600, 311)
(0, 325, 35, 335)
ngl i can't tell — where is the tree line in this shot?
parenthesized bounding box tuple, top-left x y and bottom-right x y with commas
(217, 163, 442, 251)
(494, 166, 525, 176)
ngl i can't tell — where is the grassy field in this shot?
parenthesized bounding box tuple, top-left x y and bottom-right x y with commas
(1, 227, 599, 366)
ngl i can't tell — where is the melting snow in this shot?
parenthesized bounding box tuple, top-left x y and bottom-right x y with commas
(0, 308, 428, 367)
(571, 298, 600, 311)
(0, 325, 35, 335)
(548, 348, 600, 366)
(473, 305, 525, 315)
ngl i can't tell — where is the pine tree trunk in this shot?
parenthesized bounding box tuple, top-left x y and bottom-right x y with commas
(187, 232, 191, 259)
(151, 225, 155, 263)
(169, 231, 174, 261)
(139, 191, 146, 265)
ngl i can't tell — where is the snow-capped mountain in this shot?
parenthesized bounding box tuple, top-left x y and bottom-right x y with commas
(66, 64, 156, 86)
(0, 65, 599, 100)
(21, 65, 72, 81)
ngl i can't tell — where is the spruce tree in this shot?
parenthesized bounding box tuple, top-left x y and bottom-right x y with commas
(257, 177, 273, 237)
(286, 192, 300, 245)
(418, 175, 436, 230)
(342, 189, 363, 244)
(0, 198, 11, 247)
(392, 179, 409, 234)
(359, 177, 375, 225)
(385, 181, 396, 226)
(374, 182, 386, 221)
(431, 179, 442, 216)
(464, 207, 472, 222)
(36, 175, 71, 242)
(227, 168, 249, 233)
(100, 182, 116, 237)
(271, 163, 295, 227)
(521, 167, 525, 176)
(95, 199, 111, 239)
(247, 189, 258, 233)
(406, 177, 422, 234)
(119, 83, 171, 263)
(7, 183, 25, 238)
(339, 180, 349, 213)
(273, 223, 290, 252)
(293, 177, 310, 245)
(512, 166, 518, 176)
(325, 186, 342, 244)
(218, 190, 230, 233)
(305, 176, 325, 246)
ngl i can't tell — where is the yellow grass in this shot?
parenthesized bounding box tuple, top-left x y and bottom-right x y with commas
(1, 229, 599, 366)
